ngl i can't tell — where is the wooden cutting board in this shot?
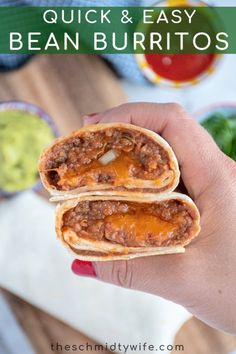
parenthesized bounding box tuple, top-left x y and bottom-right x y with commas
(0, 54, 126, 134)
(0, 54, 236, 354)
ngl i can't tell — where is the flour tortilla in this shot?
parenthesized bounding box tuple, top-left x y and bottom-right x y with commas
(39, 123, 180, 200)
(55, 192, 200, 261)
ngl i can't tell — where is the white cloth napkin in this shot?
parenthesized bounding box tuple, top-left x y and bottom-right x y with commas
(0, 293, 34, 354)
(0, 192, 191, 354)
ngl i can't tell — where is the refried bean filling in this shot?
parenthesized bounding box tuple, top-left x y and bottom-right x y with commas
(43, 129, 172, 191)
(62, 200, 193, 247)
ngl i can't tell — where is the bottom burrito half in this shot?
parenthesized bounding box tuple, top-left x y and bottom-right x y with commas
(56, 193, 200, 261)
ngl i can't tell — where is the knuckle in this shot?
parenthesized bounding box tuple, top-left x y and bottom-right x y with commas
(111, 260, 134, 288)
(116, 103, 131, 113)
(113, 103, 136, 123)
(169, 102, 186, 116)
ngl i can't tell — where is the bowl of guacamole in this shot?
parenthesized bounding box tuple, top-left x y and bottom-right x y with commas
(0, 101, 58, 196)
(196, 103, 236, 162)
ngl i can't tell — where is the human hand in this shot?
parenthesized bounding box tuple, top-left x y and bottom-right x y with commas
(72, 103, 236, 334)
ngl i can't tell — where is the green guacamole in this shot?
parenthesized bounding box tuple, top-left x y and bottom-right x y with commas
(0, 109, 54, 192)
(201, 112, 236, 161)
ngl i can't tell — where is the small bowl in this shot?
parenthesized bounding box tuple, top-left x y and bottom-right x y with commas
(0, 101, 59, 197)
(194, 102, 236, 123)
(135, 0, 222, 88)
(194, 102, 236, 162)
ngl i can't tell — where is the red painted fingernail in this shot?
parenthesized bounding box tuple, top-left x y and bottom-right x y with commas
(71, 260, 97, 278)
(83, 112, 100, 125)
(84, 112, 99, 118)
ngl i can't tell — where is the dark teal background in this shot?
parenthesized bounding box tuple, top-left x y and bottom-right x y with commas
(0, 7, 235, 54)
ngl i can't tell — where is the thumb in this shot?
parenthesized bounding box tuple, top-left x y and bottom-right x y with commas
(71, 249, 204, 308)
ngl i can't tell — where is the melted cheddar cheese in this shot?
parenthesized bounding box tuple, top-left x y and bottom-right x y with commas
(57, 151, 172, 189)
(105, 213, 178, 246)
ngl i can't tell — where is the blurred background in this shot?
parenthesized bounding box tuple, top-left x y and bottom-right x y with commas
(1, 1, 236, 354)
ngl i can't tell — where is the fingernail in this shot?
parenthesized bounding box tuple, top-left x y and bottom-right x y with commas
(83, 112, 100, 125)
(71, 260, 97, 278)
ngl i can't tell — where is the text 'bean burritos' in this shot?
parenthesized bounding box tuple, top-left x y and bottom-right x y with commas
(39, 123, 200, 261)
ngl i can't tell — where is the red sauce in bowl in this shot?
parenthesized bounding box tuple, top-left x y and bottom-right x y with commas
(144, 54, 216, 82)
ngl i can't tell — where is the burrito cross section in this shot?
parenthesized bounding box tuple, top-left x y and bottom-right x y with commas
(62, 199, 195, 248)
(39, 123, 200, 261)
(40, 124, 179, 194)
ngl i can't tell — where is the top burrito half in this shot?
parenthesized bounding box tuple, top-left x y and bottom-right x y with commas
(39, 123, 180, 199)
